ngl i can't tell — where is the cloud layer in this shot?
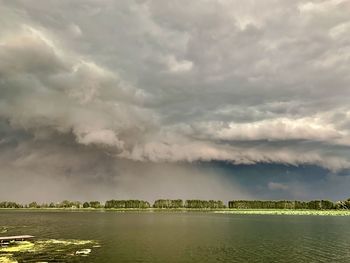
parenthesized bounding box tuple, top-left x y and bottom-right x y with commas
(0, 0, 350, 200)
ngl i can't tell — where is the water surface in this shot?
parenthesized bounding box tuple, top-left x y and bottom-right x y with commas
(1, 211, 350, 262)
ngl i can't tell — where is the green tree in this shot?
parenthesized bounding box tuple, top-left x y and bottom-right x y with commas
(28, 202, 39, 208)
(89, 201, 101, 208)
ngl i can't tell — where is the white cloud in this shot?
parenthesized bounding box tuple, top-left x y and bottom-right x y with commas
(185, 117, 344, 142)
(268, 182, 289, 191)
(298, 0, 347, 13)
(68, 23, 82, 37)
(74, 128, 124, 149)
(165, 55, 193, 73)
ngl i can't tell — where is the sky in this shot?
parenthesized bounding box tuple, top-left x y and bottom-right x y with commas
(0, 0, 350, 203)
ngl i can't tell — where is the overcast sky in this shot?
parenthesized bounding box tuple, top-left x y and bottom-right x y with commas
(1, 0, 350, 202)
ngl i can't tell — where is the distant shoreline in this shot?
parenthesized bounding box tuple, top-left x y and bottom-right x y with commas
(1, 208, 350, 216)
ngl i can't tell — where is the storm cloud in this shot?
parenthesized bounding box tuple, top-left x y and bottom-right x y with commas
(0, 0, 350, 201)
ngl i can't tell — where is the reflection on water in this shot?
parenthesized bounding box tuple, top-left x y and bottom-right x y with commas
(1, 211, 350, 262)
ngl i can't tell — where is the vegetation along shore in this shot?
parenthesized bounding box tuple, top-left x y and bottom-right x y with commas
(1, 199, 350, 215)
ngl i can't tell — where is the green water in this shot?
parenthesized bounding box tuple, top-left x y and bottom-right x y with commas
(1, 211, 350, 262)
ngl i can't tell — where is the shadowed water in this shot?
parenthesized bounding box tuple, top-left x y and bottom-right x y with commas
(1, 211, 350, 262)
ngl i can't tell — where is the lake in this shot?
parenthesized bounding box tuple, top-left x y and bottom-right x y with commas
(1, 211, 350, 262)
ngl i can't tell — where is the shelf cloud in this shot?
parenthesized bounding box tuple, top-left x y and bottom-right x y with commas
(1, 0, 350, 201)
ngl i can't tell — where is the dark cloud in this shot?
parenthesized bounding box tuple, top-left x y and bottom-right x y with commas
(0, 0, 350, 200)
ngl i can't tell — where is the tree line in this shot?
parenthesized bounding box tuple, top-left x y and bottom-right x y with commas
(1, 198, 350, 210)
(152, 199, 225, 208)
(105, 200, 151, 209)
(0, 199, 225, 209)
(228, 200, 336, 210)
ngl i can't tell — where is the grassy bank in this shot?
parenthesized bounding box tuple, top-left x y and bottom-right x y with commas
(0, 208, 227, 212)
(2, 208, 350, 216)
(215, 209, 350, 216)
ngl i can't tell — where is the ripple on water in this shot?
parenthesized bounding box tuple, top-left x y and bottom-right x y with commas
(0, 226, 16, 234)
